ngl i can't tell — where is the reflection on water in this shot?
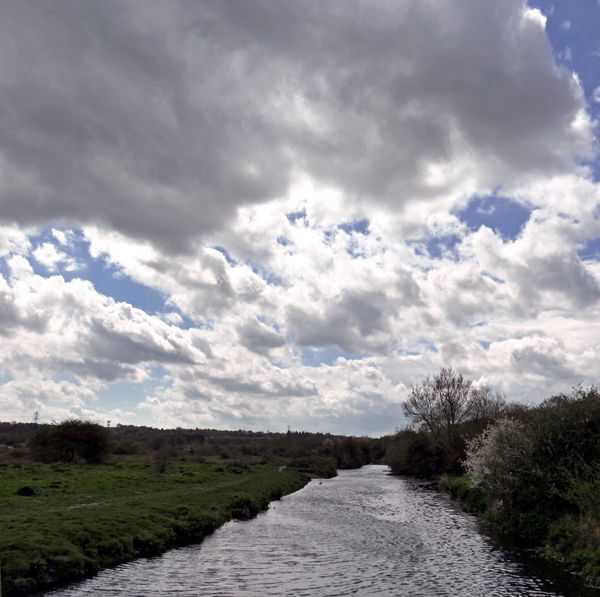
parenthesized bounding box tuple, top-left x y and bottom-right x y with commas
(45, 465, 600, 597)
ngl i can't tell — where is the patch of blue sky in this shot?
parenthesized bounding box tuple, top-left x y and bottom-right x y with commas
(482, 271, 506, 284)
(455, 195, 531, 240)
(0, 369, 15, 385)
(345, 239, 367, 260)
(171, 311, 203, 330)
(52, 372, 81, 384)
(529, 0, 599, 94)
(276, 236, 291, 247)
(28, 228, 169, 315)
(479, 341, 492, 350)
(95, 365, 172, 416)
(578, 237, 600, 260)
(249, 262, 284, 287)
(528, 0, 600, 178)
(338, 218, 369, 235)
(301, 347, 368, 367)
(0, 255, 10, 281)
(466, 321, 487, 328)
(410, 340, 438, 354)
(425, 234, 461, 260)
(256, 315, 281, 333)
(285, 209, 307, 224)
(211, 246, 237, 265)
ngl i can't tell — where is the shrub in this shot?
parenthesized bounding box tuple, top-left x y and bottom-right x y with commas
(464, 418, 536, 520)
(385, 429, 443, 479)
(154, 450, 170, 474)
(228, 493, 260, 520)
(15, 486, 41, 497)
(286, 456, 337, 478)
(29, 420, 110, 464)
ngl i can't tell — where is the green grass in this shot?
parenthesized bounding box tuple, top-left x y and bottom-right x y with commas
(0, 459, 310, 595)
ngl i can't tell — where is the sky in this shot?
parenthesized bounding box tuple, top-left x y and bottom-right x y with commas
(1, 0, 600, 436)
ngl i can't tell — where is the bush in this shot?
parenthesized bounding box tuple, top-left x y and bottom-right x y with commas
(440, 476, 487, 514)
(385, 429, 443, 478)
(154, 450, 170, 474)
(228, 493, 260, 520)
(463, 385, 600, 547)
(29, 420, 110, 464)
(286, 456, 337, 478)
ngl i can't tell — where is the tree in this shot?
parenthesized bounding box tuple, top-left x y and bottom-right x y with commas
(402, 367, 506, 471)
(29, 419, 111, 464)
(464, 418, 535, 517)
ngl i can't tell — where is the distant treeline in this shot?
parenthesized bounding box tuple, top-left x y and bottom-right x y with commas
(0, 421, 387, 470)
(384, 367, 600, 584)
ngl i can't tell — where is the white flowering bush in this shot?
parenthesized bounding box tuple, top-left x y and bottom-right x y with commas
(464, 418, 537, 515)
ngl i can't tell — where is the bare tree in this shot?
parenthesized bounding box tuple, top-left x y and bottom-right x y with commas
(404, 368, 474, 440)
(469, 385, 507, 422)
(403, 367, 508, 471)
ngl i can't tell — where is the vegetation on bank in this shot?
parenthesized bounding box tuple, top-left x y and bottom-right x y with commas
(0, 458, 311, 595)
(389, 371, 600, 585)
(0, 420, 385, 471)
(286, 456, 338, 478)
(384, 367, 521, 478)
(462, 386, 600, 583)
(0, 420, 379, 595)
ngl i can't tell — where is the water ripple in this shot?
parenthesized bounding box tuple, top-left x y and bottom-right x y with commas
(45, 466, 600, 597)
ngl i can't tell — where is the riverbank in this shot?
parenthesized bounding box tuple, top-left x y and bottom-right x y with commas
(0, 459, 311, 595)
(440, 475, 600, 588)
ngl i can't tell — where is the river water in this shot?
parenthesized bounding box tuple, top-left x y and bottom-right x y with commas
(45, 465, 600, 597)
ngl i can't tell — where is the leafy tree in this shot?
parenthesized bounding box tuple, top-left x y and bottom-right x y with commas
(29, 419, 111, 464)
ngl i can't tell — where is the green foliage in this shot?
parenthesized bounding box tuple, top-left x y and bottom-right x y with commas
(228, 493, 261, 520)
(385, 429, 443, 479)
(555, 460, 600, 521)
(439, 476, 487, 514)
(29, 420, 111, 464)
(459, 384, 600, 582)
(547, 523, 577, 555)
(286, 456, 337, 478)
(0, 460, 310, 595)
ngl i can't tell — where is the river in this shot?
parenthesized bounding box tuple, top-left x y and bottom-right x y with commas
(44, 465, 600, 597)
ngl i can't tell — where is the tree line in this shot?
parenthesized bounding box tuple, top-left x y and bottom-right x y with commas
(0, 419, 387, 471)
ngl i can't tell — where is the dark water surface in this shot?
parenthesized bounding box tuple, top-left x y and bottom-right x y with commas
(45, 465, 600, 597)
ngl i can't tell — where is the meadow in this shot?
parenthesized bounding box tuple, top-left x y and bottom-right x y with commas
(0, 459, 310, 595)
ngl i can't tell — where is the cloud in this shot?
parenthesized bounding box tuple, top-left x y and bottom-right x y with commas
(32, 242, 81, 272)
(236, 317, 286, 356)
(1, 1, 600, 433)
(0, 0, 593, 252)
(0, 260, 209, 383)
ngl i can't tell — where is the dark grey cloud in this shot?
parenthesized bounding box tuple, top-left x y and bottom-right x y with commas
(0, 0, 590, 251)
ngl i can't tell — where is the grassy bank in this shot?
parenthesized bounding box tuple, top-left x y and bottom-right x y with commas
(0, 459, 311, 595)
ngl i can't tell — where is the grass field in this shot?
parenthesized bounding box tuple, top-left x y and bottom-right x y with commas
(0, 459, 311, 595)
